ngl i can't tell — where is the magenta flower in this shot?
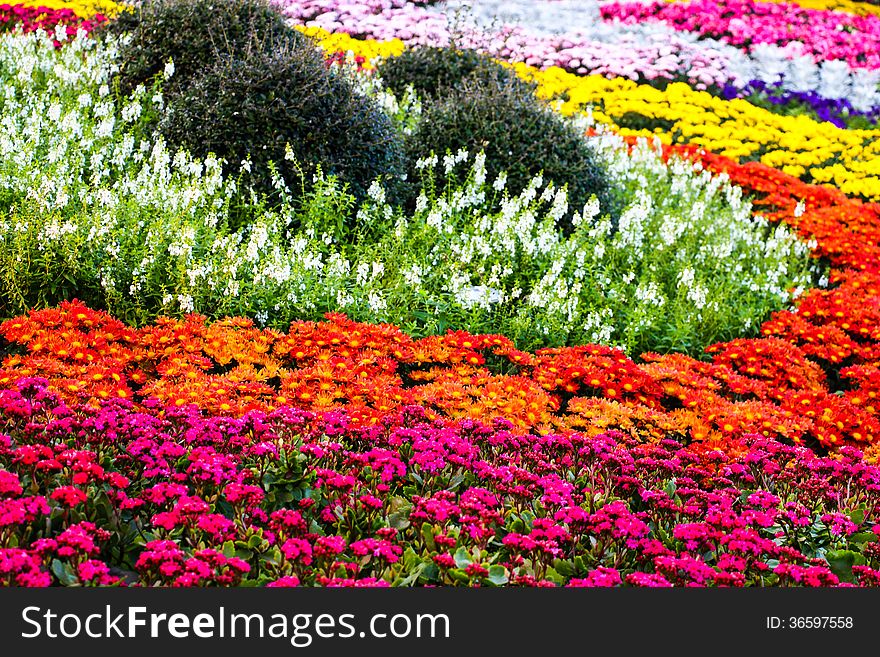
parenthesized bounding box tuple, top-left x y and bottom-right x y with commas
(281, 537, 314, 565)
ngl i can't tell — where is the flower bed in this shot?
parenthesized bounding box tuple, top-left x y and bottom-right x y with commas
(0, 1, 108, 36)
(2, 376, 880, 587)
(602, 0, 880, 70)
(286, 0, 880, 119)
(0, 29, 818, 356)
(302, 27, 880, 201)
(1, 0, 880, 588)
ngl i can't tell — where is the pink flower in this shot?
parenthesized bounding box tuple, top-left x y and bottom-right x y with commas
(281, 538, 313, 565)
(224, 482, 265, 509)
(350, 538, 402, 564)
(0, 470, 22, 497)
(267, 575, 301, 587)
(567, 568, 622, 587)
(50, 486, 87, 507)
(314, 535, 347, 559)
(625, 572, 673, 587)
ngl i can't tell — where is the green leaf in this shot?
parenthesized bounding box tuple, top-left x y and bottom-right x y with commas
(421, 524, 437, 552)
(446, 472, 467, 491)
(402, 547, 420, 569)
(849, 509, 866, 525)
(51, 559, 78, 587)
(221, 540, 236, 558)
(848, 531, 878, 546)
(825, 549, 865, 583)
(453, 547, 472, 569)
(388, 511, 411, 531)
(487, 565, 508, 586)
(261, 547, 282, 567)
(397, 562, 426, 587)
(543, 566, 564, 586)
(419, 561, 440, 583)
(553, 559, 574, 578)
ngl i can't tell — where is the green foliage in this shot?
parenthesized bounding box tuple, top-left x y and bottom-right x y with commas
(107, 0, 305, 97)
(613, 111, 677, 134)
(160, 39, 406, 210)
(403, 77, 618, 233)
(375, 45, 528, 101)
(106, 0, 405, 210)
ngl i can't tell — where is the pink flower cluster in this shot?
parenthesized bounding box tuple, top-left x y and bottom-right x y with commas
(280, 0, 742, 88)
(602, 0, 880, 70)
(1, 377, 880, 587)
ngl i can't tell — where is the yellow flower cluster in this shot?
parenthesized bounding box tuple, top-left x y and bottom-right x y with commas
(511, 64, 880, 199)
(14, 0, 125, 17)
(295, 26, 404, 69)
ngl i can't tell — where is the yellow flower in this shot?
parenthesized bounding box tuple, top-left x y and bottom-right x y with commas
(14, 0, 125, 18)
(295, 26, 404, 70)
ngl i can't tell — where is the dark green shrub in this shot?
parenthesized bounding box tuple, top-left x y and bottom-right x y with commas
(404, 78, 618, 233)
(160, 40, 405, 212)
(376, 45, 529, 100)
(107, 0, 307, 97)
(614, 111, 676, 133)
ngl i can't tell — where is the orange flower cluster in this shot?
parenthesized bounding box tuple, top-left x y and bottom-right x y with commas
(641, 140, 880, 455)
(0, 303, 659, 433)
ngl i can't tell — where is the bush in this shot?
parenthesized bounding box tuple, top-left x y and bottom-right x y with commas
(159, 39, 405, 209)
(375, 45, 528, 100)
(108, 0, 306, 97)
(0, 31, 817, 355)
(404, 77, 619, 233)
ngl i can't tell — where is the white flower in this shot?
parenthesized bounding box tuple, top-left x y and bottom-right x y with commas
(121, 101, 142, 123)
(455, 285, 503, 309)
(678, 267, 695, 289)
(443, 153, 456, 174)
(415, 193, 428, 214)
(367, 290, 387, 313)
(367, 180, 386, 204)
(177, 294, 194, 313)
(415, 154, 438, 170)
(492, 171, 507, 192)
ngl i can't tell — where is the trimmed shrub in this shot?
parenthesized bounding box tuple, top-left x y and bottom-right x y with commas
(375, 45, 529, 100)
(160, 40, 406, 209)
(108, 0, 306, 97)
(404, 77, 618, 232)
